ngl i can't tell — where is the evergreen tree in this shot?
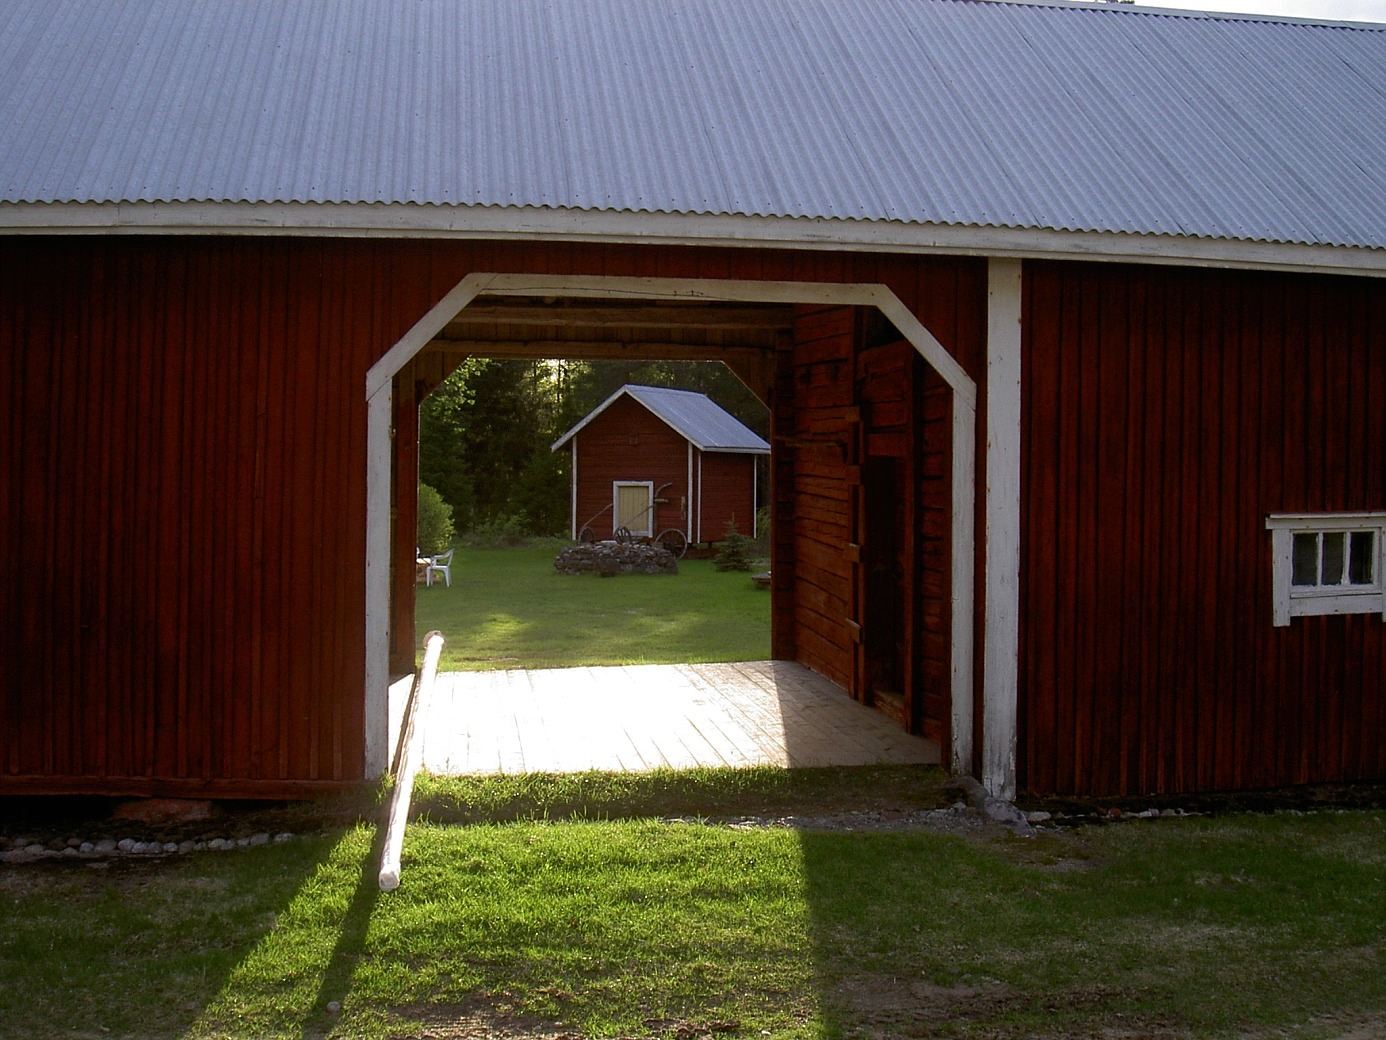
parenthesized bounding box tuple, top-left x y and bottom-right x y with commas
(713, 521, 755, 572)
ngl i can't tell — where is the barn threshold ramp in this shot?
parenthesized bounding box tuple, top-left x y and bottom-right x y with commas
(409, 661, 939, 775)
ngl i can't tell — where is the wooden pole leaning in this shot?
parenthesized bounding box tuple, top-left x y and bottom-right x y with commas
(379, 630, 444, 892)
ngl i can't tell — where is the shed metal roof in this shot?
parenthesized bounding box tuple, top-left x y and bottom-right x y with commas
(2, 0, 1385, 253)
(552, 386, 771, 454)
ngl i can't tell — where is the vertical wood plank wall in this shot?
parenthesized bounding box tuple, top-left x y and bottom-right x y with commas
(778, 292, 978, 740)
(781, 306, 856, 688)
(1, 239, 400, 794)
(0, 234, 980, 797)
(574, 395, 690, 540)
(1021, 261, 1386, 796)
(697, 452, 758, 543)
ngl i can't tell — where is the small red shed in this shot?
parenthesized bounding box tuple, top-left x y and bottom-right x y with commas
(552, 385, 769, 550)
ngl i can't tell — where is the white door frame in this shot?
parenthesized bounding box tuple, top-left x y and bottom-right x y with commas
(613, 481, 656, 536)
(364, 273, 989, 789)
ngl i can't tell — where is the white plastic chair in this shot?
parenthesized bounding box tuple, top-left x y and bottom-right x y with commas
(425, 548, 454, 587)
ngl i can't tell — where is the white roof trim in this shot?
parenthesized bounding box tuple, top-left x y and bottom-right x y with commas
(3, 201, 1384, 278)
(551, 385, 770, 454)
(551, 385, 638, 452)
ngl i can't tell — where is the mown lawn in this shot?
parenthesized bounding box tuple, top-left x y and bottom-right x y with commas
(414, 542, 771, 671)
(2, 769, 1383, 1040)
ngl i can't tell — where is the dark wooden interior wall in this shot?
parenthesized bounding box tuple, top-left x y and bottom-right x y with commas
(781, 306, 857, 687)
(2, 236, 984, 797)
(855, 342, 954, 744)
(1021, 261, 1386, 796)
(776, 269, 984, 709)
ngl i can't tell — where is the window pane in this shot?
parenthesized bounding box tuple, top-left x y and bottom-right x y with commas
(1322, 532, 1346, 585)
(1292, 533, 1319, 586)
(1349, 531, 1375, 585)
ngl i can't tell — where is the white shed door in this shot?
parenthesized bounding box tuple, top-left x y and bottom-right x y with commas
(614, 483, 653, 535)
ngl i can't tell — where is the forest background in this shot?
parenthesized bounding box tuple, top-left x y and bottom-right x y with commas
(419, 359, 768, 539)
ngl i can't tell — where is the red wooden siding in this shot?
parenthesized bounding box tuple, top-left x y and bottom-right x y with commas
(574, 395, 690, 540)
(1021, 261, 1386, 796)
(0, 239, 399, 795)
(2, 233, 984, 797)
(697, 451, 757, 543)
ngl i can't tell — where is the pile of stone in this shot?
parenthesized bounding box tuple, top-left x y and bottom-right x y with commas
(1, 831, 296, 863)
(554, 540, 678, 576)
(0, 798, 305, 865)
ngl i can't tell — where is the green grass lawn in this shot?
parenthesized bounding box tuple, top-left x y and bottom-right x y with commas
(3, 770, 1383, 1040)
(414, 542, 771, 671)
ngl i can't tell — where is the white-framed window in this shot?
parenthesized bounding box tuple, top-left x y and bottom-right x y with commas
(1266, 512, 1386, 626)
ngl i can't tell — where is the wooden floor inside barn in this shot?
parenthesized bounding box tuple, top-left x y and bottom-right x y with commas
(399, 661, 940, 775)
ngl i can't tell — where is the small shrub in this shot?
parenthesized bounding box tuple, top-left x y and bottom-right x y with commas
(714, 521, 755, 572)
(417, 483, 456, 555)
(468, 512, 529, 548)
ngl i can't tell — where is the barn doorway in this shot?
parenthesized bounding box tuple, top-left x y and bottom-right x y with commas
(364, 275, 978, 783)
(849, 337, 953, 747)
(407, 352, 773, 678)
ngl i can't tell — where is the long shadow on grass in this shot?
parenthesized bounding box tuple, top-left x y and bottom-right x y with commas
(794, 828, 987, 1037)
(297, 825, 385, 1040)
(0, 835, 347, 1040)
(174, 825, 384, 1040)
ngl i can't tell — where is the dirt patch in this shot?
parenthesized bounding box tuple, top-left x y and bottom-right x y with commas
(826, 975, 1187, 1039)
(384, 1002, 581, 1040)
(383, 999, 741, 1040)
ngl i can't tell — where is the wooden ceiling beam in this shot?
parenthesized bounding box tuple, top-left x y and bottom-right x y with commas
(426, 339, 776, 361)
(442, 303, 795, 332)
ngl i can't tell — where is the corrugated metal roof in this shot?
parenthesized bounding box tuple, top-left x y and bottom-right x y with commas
(2, 0, 1384, 249)
(552, 386, 771, 454)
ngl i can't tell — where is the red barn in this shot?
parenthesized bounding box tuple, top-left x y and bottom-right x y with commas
(552, 385, 769, 550)
(2, 0, 1384, 803)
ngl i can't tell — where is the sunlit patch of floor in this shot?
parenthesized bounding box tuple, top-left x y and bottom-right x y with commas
(412, 661, 939, 775)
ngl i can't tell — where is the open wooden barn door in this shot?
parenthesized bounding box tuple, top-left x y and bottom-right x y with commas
(849, 336, 952, 749)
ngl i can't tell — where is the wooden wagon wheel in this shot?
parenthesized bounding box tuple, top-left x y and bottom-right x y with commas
(578, 525, 597, 543)
(614, 527, 635, 544)
(656, 528, 689, 559)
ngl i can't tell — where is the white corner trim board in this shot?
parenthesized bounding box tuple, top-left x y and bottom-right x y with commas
(363, 385, 394, 777)
(982, 259, 1023, 801)
(950, 396, 977, 782)
(362, 273, 981, 791)
(687, 442, 695, 544)
(570, 442, 579, 541)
